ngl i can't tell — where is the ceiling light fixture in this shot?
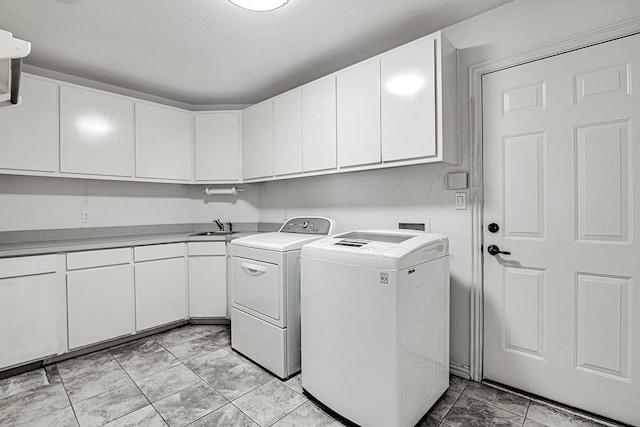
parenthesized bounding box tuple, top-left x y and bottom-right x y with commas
(228, 0, 288, 12)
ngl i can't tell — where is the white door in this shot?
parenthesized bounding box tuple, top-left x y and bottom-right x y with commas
(483, 33, 640, 426)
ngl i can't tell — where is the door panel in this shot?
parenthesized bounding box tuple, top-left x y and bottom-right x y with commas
(231, 256, 281, 323)
(482, 33, 639, 425)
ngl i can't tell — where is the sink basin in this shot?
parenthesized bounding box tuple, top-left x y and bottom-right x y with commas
(191, 231, 235, 236)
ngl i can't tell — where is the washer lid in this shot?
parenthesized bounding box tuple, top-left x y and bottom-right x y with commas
(301, 230, 449, 269)
(231, 216, 335, 251)
(231, 231, 330, 251)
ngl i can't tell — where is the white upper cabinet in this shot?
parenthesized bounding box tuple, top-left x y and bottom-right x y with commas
(242, 101, 274, 180)
(60, 85, 135, 177)
(273, 90, 303, 176)
(302, 76, 337, 172)
(135, 102, 192, 181)
(337, 59, 381, 168)
(0, 75, 58, 173)
(195, 112, 241, 182)
(381, 32, 457, 164)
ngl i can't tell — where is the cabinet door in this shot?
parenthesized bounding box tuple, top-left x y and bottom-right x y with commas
(273, 90, 303, 176)
(188, 256, 227, 317)
(242, 101, 274, 180)
(381, 36, 437, 161)
(60, 85, 134, 177)
(0, 273, 59, 369)
(337, 59, 381, 167)
(135, 257, 187, 331)
(302, 76, 337, 172)
(0, 75, 58, 172)
(194, 112, 240, 181)
(67, 264, 134, 349)
(135, 103, 192, 181)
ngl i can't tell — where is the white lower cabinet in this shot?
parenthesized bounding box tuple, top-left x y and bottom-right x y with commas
(67, 264, 134, 349)
(134, 244, 187, 331)
(0, 255, 59, 370)
(66, 248, 134, 349)
(188, 242, 227, 318)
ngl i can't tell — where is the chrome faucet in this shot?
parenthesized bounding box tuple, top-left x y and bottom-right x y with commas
(214, 218, 224, 231)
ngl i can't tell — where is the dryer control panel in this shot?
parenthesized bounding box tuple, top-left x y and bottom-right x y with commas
(279, 217, 333, 235)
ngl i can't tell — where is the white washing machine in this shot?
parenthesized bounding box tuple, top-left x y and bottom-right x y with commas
(229, 217, 335, 379)
(301, 230, 449, 427)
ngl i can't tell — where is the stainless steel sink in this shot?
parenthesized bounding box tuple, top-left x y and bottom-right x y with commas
(190, 231, 235, 236)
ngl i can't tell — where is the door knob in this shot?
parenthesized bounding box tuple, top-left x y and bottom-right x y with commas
(487, 245, 511, 256)
(488, 223, 499, 233)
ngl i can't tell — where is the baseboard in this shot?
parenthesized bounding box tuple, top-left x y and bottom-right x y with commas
(450, 362, 470, 379)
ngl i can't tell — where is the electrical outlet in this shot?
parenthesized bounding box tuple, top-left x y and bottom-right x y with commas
(81, 210, 91, 223)
(284, 209, 289, 220)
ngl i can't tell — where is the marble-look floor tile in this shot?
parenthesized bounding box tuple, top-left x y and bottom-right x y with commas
(233, 379, 307, 427)
(0, 380, 70, 426)
(442, 395, 524, 427)
(427, 389, 460, 421)
(186, 403, 258, 426)
(18, 405, 79, 427)
(209, 330, 231, 347)
(73, 382, 148, 427)
(463, 382, 530, 417)
(58, 351, 132, 403)
(136, 364, 202, 403)
(103, 405, 167, 427)
(110, 338, 180, 381)
(189, 325, 228, 337)
(154, 326, 204, 348)
(0, 368, 49, 399)
(448, 375, 469, 393)
(45, 364, 64, 385)
(524, 420, 548, 427)
(283, 374, 302, 395)
(272, 401, 343, 427)
(206, 363, 273, 400)
(153, 381, 228, 427)
(526, 401, 609, 427)
(186, 349, 244, 380)
(417, 415, 441, 427)
(166, 336, 222, 363)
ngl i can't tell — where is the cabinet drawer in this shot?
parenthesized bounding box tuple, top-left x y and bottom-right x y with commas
(135, 243, 185, 262)
(0, 254, 57, 279)
(188, 242, 226, 256)
(67, 247, 131, 270)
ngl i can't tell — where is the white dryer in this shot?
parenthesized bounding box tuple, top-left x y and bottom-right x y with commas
(229, 217, 334, 379)
(301, 230, 450, 427)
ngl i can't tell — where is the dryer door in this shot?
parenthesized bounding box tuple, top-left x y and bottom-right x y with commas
(232, 256, 282, 325)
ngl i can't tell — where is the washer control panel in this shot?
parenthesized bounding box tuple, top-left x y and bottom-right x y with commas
(280, 217, 333, 235)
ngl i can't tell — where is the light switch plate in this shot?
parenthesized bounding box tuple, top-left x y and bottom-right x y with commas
(455, 192, 467, 210)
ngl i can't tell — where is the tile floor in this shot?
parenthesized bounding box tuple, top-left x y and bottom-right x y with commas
(0, 325, 624, 427)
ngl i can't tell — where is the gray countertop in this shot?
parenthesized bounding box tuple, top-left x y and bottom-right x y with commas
(0, 223, 280, 258)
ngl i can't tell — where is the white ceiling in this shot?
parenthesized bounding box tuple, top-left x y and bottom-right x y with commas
(0, 0, 512, 106)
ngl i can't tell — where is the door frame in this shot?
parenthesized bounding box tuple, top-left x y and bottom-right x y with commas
(468, 17, 640, 382)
